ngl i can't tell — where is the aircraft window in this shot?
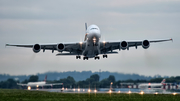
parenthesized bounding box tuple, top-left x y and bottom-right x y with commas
(90, 28, 98, 30)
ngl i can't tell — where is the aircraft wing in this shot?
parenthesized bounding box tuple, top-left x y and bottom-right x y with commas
(6, 42, 85, 55)
(17, 83, 28, 86)
(17, 83, 63, 86)
(50, 83, 63, 85)
(100, 38, 172, 53)
(56, 51, 119, 56)
(40, 83, 63, 86)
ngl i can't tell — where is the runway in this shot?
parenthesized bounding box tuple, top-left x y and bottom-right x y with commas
(30, 88, 179, 94)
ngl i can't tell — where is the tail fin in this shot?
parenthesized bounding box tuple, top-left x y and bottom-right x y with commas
(84, 23, 88, 41)
(161, 79, 166, 85)
(44, 75, 47, 82)
(85, 23, 87, 31)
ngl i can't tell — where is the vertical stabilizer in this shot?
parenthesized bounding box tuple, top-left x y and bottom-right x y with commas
(85, 23, 87, 31)
(84, 23, 88, 41)
(161, 79, 166, 85)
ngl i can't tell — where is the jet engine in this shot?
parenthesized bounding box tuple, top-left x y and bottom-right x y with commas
(120, 41, 128, 50)
(142, 40, 150, 49)
(33, 44, 41, 53)
(57, 43, 65, 52)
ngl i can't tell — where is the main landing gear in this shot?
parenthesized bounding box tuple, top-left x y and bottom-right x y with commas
(94, 56, 100, 60)
(103, 54, 108, 58)
(76, 56, 81, 59)
(83, 57, 88, 60)
(78, 55, 107, 60)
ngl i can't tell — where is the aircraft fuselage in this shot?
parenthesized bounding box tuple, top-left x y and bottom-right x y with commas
(83, 25, 101, 58)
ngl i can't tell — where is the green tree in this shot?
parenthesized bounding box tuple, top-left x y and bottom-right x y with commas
(90, 74, 100, 82)
(86, 78, 94, 84)
(125, 79, 134, 83)
(108, 75, 115, 83)
(149, 78, 164, 83)
(7, 78, 18, 88)
(77, 80, 88, 88)
(100, 78, 110, 88)
(175, 76, 180, 80)
(28, 75, 38, 82)
(21, 79, 28, 84)
(67, 76, 76, 84)
(0, 78, 18, 89)
(59, 76, 75, 88)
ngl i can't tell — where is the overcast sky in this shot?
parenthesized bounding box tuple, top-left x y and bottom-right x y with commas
(0, 0, 180, 77)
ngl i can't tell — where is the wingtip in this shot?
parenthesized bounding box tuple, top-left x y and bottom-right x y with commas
(6, 44, 10, 46)
(5, 44, 8, 47)
(170, 38, 173, 42)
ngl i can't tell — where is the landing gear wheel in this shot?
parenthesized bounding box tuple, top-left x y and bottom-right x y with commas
(83, 57, 88, 60)
(94, 56, 100, 60)
(103, 55, 108, 58)
(76, 56, 81, 59)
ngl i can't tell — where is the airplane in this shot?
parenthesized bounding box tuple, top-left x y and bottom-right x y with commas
(138, 79, 166, 89)
(6, 23, 173, 60)
(17, 75, 63, 89)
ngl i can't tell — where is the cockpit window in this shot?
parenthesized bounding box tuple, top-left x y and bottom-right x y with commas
(90, 28, 98, 30)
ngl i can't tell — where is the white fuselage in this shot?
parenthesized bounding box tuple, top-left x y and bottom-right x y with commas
(139, 83, 163, 89)
(83, 25, 101, 58)
(27, 81, 46, 87)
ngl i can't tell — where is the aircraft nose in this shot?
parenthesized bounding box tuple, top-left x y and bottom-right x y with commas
(91, 30, 98, 34)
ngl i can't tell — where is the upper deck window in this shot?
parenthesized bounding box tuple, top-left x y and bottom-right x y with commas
(90, 28, 98, 30)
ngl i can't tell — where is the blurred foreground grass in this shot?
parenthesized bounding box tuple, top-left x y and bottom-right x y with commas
(0, 89, 180, 101)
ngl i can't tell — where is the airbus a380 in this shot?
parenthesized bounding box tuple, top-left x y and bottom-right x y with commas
(6, 23, 172, 60)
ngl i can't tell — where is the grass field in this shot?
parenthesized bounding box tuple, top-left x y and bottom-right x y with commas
(0, 89, 180, 101)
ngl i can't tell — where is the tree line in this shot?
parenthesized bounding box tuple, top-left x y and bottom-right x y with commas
(1, 74, 180, 89)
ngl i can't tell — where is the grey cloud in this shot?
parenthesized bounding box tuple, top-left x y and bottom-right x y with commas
(0, 0, 180, 76)
(1, 0, 179, 20)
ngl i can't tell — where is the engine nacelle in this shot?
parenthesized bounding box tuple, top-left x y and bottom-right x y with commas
(120, 41, 128, 50)
(142, 40, 150, 49)
(57, 43, 65, 52)
(33, 44, 41, 53)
